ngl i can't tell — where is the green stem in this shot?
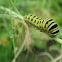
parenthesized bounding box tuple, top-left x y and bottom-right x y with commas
(12, 36, 16, 62)
(9, 0, 20, 14)
(53, 37, 62, 44)
(0, 14, 17, 17)
(11, 20, 16, 62)
(0, 6, 24, 20)
(12, 41, 26, 62)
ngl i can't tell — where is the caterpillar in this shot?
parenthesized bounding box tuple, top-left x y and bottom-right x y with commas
(24, 14, 59, 37)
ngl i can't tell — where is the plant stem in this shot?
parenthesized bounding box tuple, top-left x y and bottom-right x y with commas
(12, 40, 26, 62)
(0, 6, 24, 20)
(0, 14, 17, 17)
(53, 37, 62, 44)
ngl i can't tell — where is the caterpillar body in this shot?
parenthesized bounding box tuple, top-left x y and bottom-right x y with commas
(24, 14, 59, 37)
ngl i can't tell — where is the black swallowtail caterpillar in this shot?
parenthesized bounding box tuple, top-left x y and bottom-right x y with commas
(24, 14, 59, 37)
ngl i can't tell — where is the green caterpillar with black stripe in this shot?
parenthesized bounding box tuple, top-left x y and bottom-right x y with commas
(24, 14, 59, 37)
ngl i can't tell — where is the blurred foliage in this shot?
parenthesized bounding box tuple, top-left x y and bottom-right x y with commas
(0, 0, 62, 62)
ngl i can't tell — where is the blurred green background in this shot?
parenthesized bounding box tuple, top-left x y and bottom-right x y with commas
(0, 0, 62, 62)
